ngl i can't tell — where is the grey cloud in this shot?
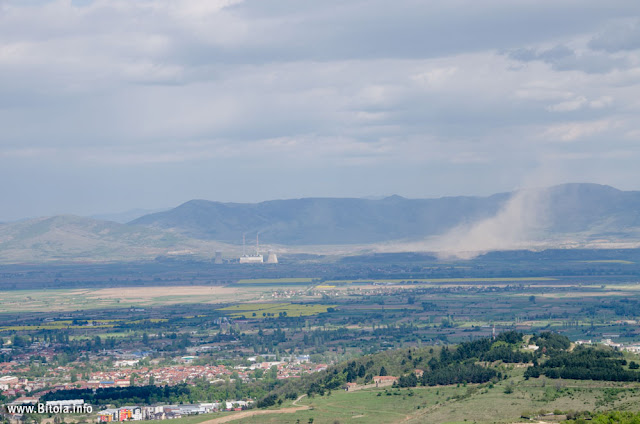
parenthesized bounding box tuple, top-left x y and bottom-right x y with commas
(506, 45, 630, 74)
(221, 0, 640, 60)
(507, 45, 573, 62)
(1, 0, 640, 220)
(3, 0, 640, 65)
(589, 19, 640, 52)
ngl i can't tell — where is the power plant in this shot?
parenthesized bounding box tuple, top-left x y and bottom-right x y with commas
(236, 233, 278, 264)
(239, 233, 264, 263)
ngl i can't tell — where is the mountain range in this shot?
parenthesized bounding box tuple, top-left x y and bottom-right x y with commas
(131, 183, 640, 245)
(2, 183, 640, 263)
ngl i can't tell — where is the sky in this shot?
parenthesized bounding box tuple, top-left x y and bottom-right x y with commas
(2, 0, 640, 221)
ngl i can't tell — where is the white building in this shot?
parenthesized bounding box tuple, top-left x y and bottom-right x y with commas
(0, 376, 18, 390)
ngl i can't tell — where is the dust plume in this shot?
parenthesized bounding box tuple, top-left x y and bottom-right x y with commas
(429, 187, 551, 259)
(376, 186, 552, 259)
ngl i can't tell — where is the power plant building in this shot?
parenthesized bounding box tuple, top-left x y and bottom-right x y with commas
(239, 233, 264, 263)
(239, 255, 264, 264)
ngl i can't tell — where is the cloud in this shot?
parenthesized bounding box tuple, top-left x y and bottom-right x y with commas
(506, 45, 631, 74)
(412, 67, 458, 88)
(546, 96, 588, 112)
(1, 0, 640, 220)
(589, 19, 640, 52)
(546, 95, 613, 112)
(542, 119, 615, 142)
(589, 96, 614, 109)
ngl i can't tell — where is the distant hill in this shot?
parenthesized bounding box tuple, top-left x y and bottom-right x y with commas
(130, 193, 510, 245)
(3, 183, 640, 264)
(0, 215, 228, 264)
(130, 183, 640, 245)
(91, 208, 170, 224)
(543, 183, 640, 234)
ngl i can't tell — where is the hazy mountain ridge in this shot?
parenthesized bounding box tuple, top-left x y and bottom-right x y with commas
(130, 183, 640, 246)
(544, 184, 640, 233)
(130, 193, 511, 244)
(2, 183, 640, 264)
(91, 208, 170, 224)
(0, 215, 229, 264)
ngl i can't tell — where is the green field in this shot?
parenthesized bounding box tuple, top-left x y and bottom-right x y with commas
(0, 286, 265, 313)
(217, 302, 335, 318)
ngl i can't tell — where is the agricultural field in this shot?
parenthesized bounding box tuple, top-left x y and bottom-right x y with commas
(4, 273, 640, 351)
(0, 286, 267, 313)
(235, 278, 315, 285)
(217, 303, 336, 318)
(324, 276, 557, 284)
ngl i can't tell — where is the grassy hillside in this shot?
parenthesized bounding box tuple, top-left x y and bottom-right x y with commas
(209, 374, 640, 424)
(222, 332, 640, 423)
(0, 215, 231, 263)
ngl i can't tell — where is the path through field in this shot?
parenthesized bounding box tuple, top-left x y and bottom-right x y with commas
(198, 397, 309, 424)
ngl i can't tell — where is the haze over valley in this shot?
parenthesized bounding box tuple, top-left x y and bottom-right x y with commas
(1, 183, 640, 264)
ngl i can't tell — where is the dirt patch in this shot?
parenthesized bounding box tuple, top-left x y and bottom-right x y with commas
(197, 406, 310, 424)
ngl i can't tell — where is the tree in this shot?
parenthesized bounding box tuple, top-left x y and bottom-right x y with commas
(269, 365, 278, 380)
(379, 366, 387, 376)
(358, 365, 366, 378)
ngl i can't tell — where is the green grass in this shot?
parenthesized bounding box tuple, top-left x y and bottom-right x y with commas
(0, 286, 269, 313)
(217, 302, 335, 318)
(221, 374, 640, 424)
(225, 385, 467, 424)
